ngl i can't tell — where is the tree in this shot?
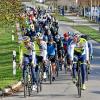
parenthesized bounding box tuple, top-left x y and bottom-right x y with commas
(0, 0, 23, 26)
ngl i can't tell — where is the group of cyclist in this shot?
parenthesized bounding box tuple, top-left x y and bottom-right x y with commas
(15, 6, 93, 92)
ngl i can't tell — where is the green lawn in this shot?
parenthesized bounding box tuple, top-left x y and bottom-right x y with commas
(80, 16, 98, 24)
(0, 24, 21, 89)
(72, 25, 100, 42)
(52, 13, 74, 22)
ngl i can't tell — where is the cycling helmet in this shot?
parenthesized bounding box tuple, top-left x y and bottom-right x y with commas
(80, 34, 89, 40)
(23, 36, 30, 42)
(36, 32, 41, 37)
(73, 33, 80, 38)
(68, 32, 74, 36)
(73, 33, 80, 42)
(63, 32, 69, 37)
(45, 26, 48, 30)
(49, 35, 53, 41)
(55, 34, 60, 40)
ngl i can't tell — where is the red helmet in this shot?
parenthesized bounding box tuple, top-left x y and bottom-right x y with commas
(63, 33, 69, 37)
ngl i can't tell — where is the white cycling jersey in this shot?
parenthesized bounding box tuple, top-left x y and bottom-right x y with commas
(40, 40, 47, 61)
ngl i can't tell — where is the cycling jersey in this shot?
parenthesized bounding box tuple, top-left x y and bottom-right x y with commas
(34, 41, 40, 56)
(40, 40, 47, 61)
(47, 42, 57, 56)
(69, 38, 89, 61)
(19, 41, 35, 64)
(62, 38, 72, 52)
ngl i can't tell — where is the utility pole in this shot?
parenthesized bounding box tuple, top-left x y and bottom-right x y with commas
(55, 0, 58, 16)
(90, 0, 92, 21)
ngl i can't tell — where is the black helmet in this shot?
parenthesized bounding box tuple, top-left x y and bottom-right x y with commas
(81, 34, 89, 40)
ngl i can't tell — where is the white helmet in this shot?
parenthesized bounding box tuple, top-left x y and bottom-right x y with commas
(36, 32, 41, 37)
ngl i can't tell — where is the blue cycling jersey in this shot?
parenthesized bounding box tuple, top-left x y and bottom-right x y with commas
(47, 42, 56, 56)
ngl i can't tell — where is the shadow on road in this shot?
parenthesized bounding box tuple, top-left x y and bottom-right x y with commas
(90, 67, 100, 80)
(91, 91, 100, 94)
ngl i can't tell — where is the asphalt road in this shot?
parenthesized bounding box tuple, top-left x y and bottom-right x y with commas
(1, 22, 100, 100)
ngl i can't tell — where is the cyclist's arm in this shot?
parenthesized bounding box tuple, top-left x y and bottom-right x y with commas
(68, 43, 75, 61)
(19, 43, 23, 64)
(85, 41, 89, 61)
(89, 42, 93, 56)
(32, 43, 36, 67)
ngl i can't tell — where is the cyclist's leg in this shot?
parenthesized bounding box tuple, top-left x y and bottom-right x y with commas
(23, 56, 30, 79)
(67, 54, 72, 71)
(80, 54, 86, 89)
(80, 55, 86, 84)
(43, 61, 47, 79)
(43, 51, 47, 79)
(72, 56, 78, 80)
(58, 50, 63, 70)
(29, 55, 36, 85)
(51, 56, 56, 80)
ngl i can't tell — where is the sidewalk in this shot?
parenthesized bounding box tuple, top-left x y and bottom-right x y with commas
(65, 15, 99, 31)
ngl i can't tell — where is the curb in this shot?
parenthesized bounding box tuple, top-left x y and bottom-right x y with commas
(2, 81, 22, 96)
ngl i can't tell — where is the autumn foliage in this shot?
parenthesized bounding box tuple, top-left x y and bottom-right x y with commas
(0, 0, 23, 25)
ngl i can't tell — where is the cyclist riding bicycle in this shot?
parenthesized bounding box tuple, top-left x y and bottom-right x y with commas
(55, 34, 64, 70)
(80, 34, 93, 74)
(80, 35, 93, 61)
(62, 32, 73, 70)
(69, 34, 89, 90)
(47, 36, 57, 81)
(37, 36, 48, 80)
(19, 36, 37, 91)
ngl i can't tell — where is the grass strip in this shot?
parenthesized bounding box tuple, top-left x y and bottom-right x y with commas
(72, 25, 100, 42)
